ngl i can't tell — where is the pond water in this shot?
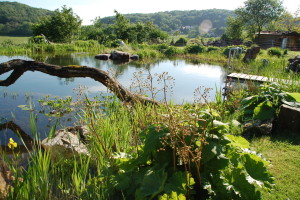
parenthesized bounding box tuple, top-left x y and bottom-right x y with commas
(0, 53, 227, 144)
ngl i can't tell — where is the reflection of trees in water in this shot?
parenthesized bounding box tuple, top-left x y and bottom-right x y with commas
(30, 54, 49, 62)
(57, 77, 75, 85)
(0, 121, 34, 154)
(45, 54, 82, 66)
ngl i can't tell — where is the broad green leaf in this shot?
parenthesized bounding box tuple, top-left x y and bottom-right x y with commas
(213, 120, 229, 129)
(139, 125, 169, 161)
(135, 169, 167, 200)
(110, 173, 131, 190)
(240, 95, 258, 105)
(222, 167, 261, 200)
(226, 135, 250, 149)
(205, 154, 229, 171)
(201, 142, 219, 164)
(213, 120, 230, 134)
(164, 171, 195, 194)
(243, 153, 273, 189)
(240, 96, 266, 111)
(159, 191, 186, 200)
(253, 101, 275, 120)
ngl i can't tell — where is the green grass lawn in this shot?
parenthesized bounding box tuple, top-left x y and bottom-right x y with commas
(0, 36, 29, 44)
(251, 132, 300, 200)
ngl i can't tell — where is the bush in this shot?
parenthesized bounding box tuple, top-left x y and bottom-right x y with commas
(136, 49, 160, 59)
(174, 37, 187, 46)
(184, 44, 206, 54)
(207, 46, 220, 52)
(164, 46, 180, 56)
(153, 43, 170, 52)
(103, 109, 274, 200)
(238, 83, 300, 122)
(28, 35, 49, 44)
(267, 47, 283, 57)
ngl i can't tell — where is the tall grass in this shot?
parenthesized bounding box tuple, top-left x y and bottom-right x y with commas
(2, 95, 166, 199)
(0, 36, 30, 44)
(0, 40, 106, 55)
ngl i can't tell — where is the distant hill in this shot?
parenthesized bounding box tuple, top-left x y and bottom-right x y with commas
(101, 9, 234, 37)
(0, 1, 53, 36)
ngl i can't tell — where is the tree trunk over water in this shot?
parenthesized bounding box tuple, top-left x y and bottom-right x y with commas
(0, 59, 158, 104)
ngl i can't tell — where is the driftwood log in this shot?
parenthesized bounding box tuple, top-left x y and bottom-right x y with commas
(0, 59, 158, 104)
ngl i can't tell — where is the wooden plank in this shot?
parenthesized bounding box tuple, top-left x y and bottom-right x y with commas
(256, 76, 265, 81)
(239, 74, 247, 79)
(226, 72, 299, 85)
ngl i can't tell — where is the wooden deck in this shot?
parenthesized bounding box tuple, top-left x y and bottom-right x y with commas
(226, 73, 299, 85)
(227, 73, 270, 83)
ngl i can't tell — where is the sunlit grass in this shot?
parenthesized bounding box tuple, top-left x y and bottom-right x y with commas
(0, 36, 30, 44)
(250, 133, 300, 200)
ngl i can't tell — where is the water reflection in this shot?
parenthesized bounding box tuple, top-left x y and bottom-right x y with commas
(0, 53, 227, 140)
(1, 54, 226, 102)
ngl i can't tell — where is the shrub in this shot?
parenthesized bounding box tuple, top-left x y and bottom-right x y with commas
(164, 46, 180, 56)
(136, 49, 160, 59)
(239, 83, 300, 122)
(103, 108, 274, 200)
(267, 47, 283, 57)
(153, 43, 170, 52)
(207, 46, 220, 52)
(174, 37, 187, 46)
(28, 35, 49, 44)
(184, 44, 206, 54)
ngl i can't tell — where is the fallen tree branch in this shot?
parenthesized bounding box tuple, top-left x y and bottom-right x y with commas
(0, 59, 158, 104)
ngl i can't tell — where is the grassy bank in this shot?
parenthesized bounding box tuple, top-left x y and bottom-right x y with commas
(0, 36, 30, 44)
(1, 38, 299, 82)
(0, 39, 105, 55)
(251, 133, 300, 200)
(2, 40, 299, 83)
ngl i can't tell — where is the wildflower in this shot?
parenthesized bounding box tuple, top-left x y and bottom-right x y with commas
(8, 138, 17, 149)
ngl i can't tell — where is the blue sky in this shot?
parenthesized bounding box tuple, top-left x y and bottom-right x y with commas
(3, 0, 299, 25)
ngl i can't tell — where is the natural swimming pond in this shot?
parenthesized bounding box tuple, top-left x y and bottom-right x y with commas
(0, 53, 227, 144)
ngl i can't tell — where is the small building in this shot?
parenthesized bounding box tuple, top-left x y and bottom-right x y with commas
(255, 31, 300, 50)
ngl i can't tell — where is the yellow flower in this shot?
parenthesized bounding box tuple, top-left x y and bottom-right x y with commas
(8, 138, 17, 149)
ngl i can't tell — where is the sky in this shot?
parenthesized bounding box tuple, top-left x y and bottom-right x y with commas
(2, 0, 300, 25)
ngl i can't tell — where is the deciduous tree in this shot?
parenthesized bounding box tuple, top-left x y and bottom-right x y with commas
(235, 0, 284, 37)
(32, 6, 82, 43)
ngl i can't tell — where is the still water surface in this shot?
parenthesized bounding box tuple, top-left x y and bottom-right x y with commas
(0, 53, 226, 143)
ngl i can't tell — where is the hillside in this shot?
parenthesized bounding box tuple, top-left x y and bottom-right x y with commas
(0, 1, 53, 36)
(100, 9, 234, 37)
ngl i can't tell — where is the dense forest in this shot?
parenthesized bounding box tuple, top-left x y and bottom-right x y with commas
(0, 2, 234, 37)
(0, 2, 53, 36)
(100, 9, 234, 37)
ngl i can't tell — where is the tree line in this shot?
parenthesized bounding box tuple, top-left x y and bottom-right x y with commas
(0, 2, 53, 36)
(1, 0, 299, 45)
(0, 2, 233, 37)
(99, 9, 234, 37)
